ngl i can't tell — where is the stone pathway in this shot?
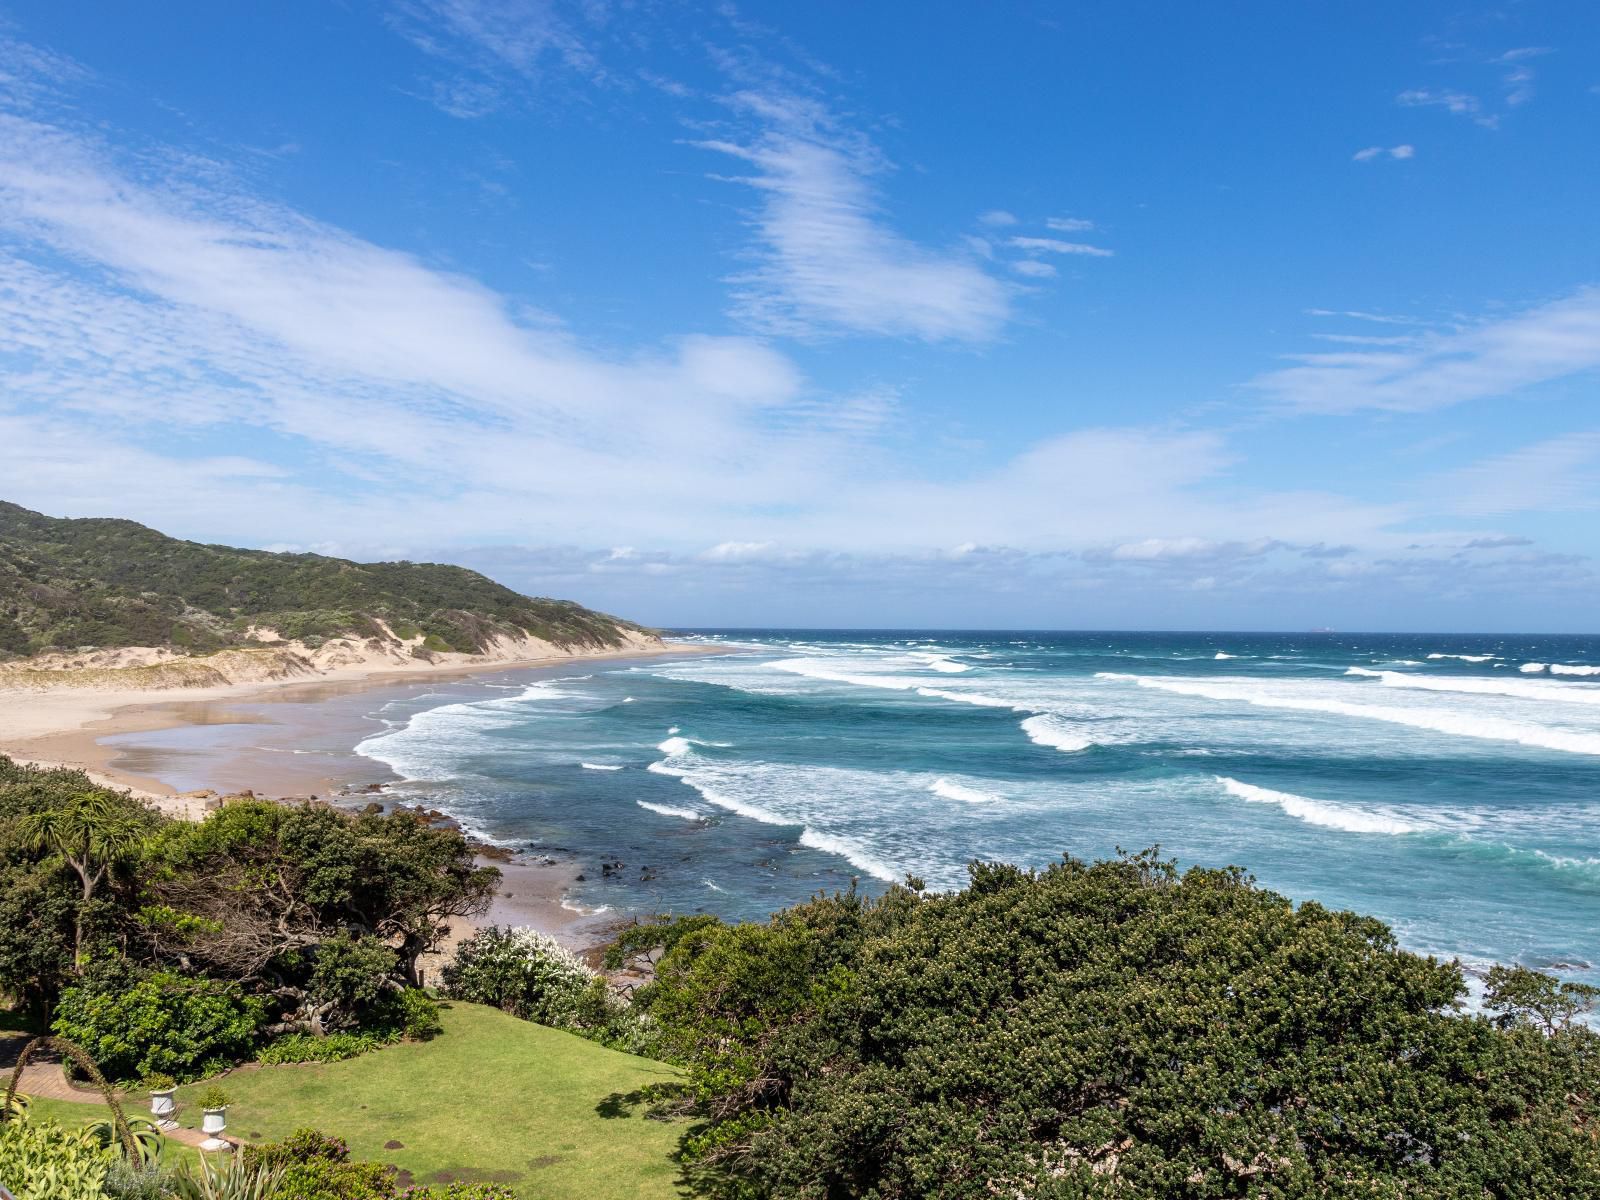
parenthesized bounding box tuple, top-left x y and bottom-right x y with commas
(0, 1031, 234, 1152)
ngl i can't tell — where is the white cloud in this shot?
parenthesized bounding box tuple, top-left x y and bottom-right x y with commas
(978, 209, 1017, 226)
(1011, 259, 1056, 279)
(1354, 144, 1413, 162)
(699, 92, 1012, 343)
(1045, 216, 1095, 232)
(1397, 88, 1480, 116)
(1255, 290, 1600, 413)
(1007, 235, 1113, 258)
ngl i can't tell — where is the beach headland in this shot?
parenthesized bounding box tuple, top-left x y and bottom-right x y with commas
(0, 638, 722, 951)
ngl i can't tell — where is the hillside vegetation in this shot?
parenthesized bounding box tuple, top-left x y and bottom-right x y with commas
(0, 501, 648, 659)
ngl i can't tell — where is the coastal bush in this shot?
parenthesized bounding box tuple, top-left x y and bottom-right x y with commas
(641, 850, 1600, 1199)
(52, 963, 264, 1082)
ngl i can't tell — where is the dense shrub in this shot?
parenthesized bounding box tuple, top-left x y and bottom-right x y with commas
(52, 962, 264, 1082)
(391, 988, 443, 1041)
(243, 1127, 351, 1171)
(0, 1111, 115, 1199)
(398, 1186, 519, 1199)
(642, 851, 1600, 1200)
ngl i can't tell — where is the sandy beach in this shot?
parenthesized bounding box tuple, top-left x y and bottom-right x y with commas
(0, 640, 719, 949)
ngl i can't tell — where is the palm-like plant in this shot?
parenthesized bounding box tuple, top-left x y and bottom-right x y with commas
(15, 791, 147, 968)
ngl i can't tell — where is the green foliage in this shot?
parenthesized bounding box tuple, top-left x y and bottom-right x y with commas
(309, 932, 399, 1013)
(198, 1085, 230, 1111)
(391, 988, 443, 1041)
(601, 914, 722, 973)
(243, 1126, 351, 1172)
(145, 800, 497, 1028)
(140, 1073, 177, 1092)
(0, 500, 648, 658)
(256, 1031, 390, 1065)
(398, 1185, 520, 1199)
(52, 963, 264, 1083)
(0, 1110, 115, 1199)
(643, 851, 1600, 1199)
(277, 1158, 396, 1200)
(1485, 962, 1600, 1033)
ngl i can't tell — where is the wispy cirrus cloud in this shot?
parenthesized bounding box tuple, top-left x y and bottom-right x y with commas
(388, 0, 603, 116)
(697, 90, 1013, 343)
(1431, 432, 1600, 517)
(1255, 290, 1600, 413)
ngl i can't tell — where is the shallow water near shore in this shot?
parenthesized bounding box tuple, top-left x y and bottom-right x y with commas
(107, 631, 1600, 992)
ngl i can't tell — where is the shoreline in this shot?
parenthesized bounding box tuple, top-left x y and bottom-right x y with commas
(0, 639, 724, 951)
(0, 641, 719, 807)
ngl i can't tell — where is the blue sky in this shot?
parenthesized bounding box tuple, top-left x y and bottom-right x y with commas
(1, 2, 1597, 630)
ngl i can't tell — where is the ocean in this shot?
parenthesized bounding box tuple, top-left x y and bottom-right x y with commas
(354, 630, 1600, 993)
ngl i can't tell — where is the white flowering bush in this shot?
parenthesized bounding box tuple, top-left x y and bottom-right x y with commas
(441, 926, 594, 1025)
(442, 925, 656, 1053)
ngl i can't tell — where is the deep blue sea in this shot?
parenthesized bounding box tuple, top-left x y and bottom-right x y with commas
(355, 630, 1600, 994)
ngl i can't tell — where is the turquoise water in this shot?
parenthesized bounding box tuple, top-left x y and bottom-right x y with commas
(356, 630, 1600, 992)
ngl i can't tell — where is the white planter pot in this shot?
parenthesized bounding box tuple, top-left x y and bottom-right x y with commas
(148, 1089, 176, 1129)
(199, 1106, 230, 1152)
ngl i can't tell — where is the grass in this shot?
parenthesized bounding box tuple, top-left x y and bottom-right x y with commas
(172, 1002, 687, 1198)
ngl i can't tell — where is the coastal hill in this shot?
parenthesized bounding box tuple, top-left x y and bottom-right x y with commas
(0, 500, 658, 688)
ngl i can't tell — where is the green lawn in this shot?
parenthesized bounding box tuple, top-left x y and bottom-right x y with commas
(172, 1003, 687, 1198)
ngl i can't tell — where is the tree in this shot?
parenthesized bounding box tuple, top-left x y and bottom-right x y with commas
(640, 851, 1600, 1199)
(141, 800, 496, 1031)
(14, 791, 148, 969)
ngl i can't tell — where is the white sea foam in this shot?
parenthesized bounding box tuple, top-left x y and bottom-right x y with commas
(667, 725, 681, 734)
(929, 777, 1001, 804)
(1345, 667, 1383, 677)
(1214, 652, 1238, 660)
(798, 828, 899, 881)
(1215, 775, 1418, 835)
(910, 652, 971, 673)
(580, 762, 623, 771)
(636, 800, 703, 821)
(914, 686, 1030, 710)
(1366, 671, 1600, 708)
(1426, 653, 1497, 663)
(702, 878, 727, 893)
(1521, 663, 1547, 673)
(1552, 664, 1600, 677)
(657, 735, 693, 755)
(1097, 673, 1600, 756)
(1020, 714, 1092, 752)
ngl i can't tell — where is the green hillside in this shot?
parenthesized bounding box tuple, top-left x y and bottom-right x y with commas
(0, 501, 648, 659)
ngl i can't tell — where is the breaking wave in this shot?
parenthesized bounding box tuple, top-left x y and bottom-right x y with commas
(1215, 776, 1418, 835)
